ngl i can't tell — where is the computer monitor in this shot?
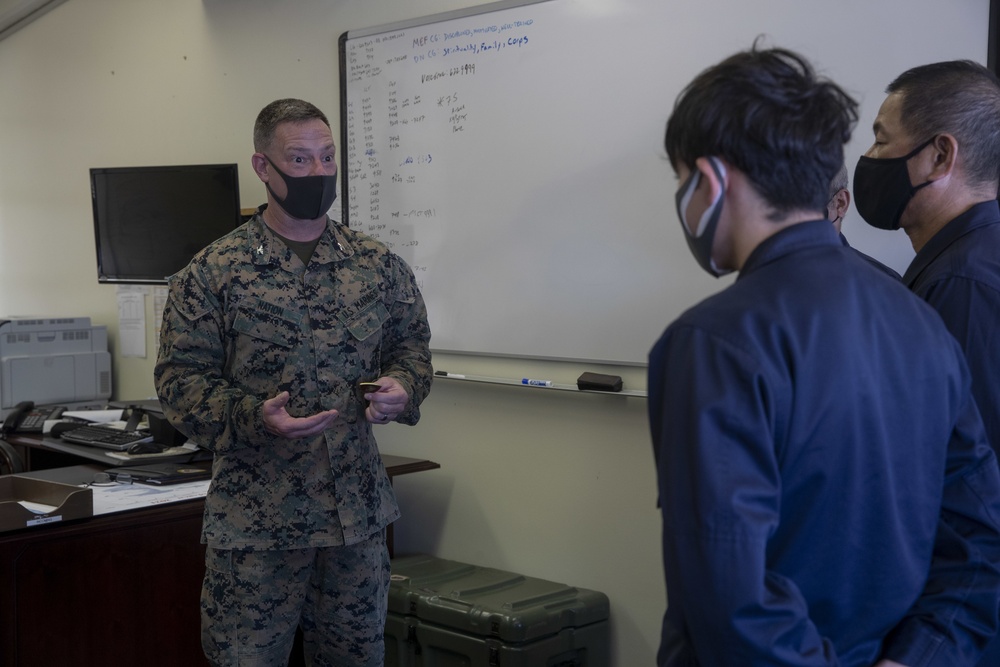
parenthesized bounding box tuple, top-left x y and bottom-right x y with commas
(89, 163, 242, 284)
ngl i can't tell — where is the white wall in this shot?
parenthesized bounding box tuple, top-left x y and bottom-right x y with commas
(0, 0, 989, 664)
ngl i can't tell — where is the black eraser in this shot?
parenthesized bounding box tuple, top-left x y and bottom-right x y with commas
(577, 372, 623, 392)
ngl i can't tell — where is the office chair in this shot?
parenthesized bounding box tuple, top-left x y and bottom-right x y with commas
(0, 439, 25, 475)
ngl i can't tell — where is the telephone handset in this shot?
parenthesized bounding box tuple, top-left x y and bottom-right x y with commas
(2, 401, 67, 436)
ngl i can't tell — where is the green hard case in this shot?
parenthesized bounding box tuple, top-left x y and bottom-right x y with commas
(385, 554, 610, 666)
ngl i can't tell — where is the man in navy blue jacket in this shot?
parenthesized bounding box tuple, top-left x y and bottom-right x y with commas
(854, 58, 1000, 667)
(651, 45, 1000, 667)
(855, 60, 1000, 485)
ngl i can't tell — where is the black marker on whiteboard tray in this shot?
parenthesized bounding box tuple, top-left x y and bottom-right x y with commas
(434, 371, 466, 379)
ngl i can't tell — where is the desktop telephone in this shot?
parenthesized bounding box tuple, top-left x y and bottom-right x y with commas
(1, 401, 67, 436)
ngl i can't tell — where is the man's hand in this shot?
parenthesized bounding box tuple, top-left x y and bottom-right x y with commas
(262, 391, 338, 438)
(364, 376, 410, 424)
(873, 660, 909, 667)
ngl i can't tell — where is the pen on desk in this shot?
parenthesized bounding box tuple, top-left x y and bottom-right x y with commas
(434, 371, 466, 379)
(521, 378, 553, 387)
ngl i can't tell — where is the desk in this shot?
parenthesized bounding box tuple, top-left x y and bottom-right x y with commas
(4, 432, 203, 470)
(0, 455, 439, 667)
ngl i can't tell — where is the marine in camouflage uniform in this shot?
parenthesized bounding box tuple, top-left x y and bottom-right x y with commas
(155, 99, 432, 666)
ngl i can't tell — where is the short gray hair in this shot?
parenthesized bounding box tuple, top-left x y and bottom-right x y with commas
(253, 98, 330, 153)
(828, 164, 849, 199)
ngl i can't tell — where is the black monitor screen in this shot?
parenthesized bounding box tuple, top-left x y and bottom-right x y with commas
(90, 164, 242, 284)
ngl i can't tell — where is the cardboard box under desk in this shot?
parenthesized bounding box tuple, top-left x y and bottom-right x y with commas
(0, 476, 93, 532)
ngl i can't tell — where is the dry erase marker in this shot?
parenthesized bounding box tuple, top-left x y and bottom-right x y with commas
(434, 371, 466, 379)
(522, 378, 553, 387)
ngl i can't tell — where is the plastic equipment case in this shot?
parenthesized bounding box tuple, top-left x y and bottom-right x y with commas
(385, 554, 610, 667)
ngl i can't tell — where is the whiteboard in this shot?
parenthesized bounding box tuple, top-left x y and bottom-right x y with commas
(339, 0, 989, 364)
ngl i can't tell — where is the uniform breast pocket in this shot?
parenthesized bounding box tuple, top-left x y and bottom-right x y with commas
(335, 300, 390, 397)
(229, 306, 301, 390)
(346, 300, 390, 342)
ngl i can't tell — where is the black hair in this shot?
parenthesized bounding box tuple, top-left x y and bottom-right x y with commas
(887, 60, 1000, 188)
(253, 98, 331, 153)
(664, 43, 858, 220)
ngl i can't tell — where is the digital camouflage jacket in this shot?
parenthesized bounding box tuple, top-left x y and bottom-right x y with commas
(154, 210, 433, 550)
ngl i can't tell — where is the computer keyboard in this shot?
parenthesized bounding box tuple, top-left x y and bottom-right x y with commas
(59, 425, 154, 451)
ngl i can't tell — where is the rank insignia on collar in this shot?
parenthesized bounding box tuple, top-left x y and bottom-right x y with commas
(256, 244, 265, 255)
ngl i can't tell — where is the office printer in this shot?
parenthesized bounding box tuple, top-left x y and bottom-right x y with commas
(0, 317, 112, 418)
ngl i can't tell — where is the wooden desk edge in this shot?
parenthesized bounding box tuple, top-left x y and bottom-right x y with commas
(5, 434, 440, 478)
(383, 454, 441, 477)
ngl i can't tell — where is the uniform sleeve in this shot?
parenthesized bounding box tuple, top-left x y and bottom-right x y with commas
(651, 324, 833, 666)
(154, 267, 268, 454)
(381, 252, 433, 425)
(880, 391, 1000, 667)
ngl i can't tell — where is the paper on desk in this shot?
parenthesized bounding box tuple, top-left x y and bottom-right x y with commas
(91, 480, 211, 516)
(60, 410, 125, 423)
(104, 445, 198, 461)
(18, 500, 58, 514)
(41, 410, 125, 433)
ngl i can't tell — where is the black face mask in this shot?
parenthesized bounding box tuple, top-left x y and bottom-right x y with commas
(853, 137, 935, 231)
(264, 157, 338, 221)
